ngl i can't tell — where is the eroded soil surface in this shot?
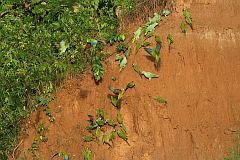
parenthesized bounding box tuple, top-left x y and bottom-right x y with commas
(15, 0, 240, 159)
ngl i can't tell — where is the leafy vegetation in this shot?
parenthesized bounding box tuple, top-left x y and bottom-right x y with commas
(0, 0, 124, 158)
(224, 135, 240, 160)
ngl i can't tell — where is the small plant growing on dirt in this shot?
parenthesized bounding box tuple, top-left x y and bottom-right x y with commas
(108, 82, 135, 108)
(154, 96, 167, 105)
(167, 33, 174, 52)
(144, 36, 162, 69)
(91, 54, 104, 82)
(183, 8, 193, 30)
(132, 64, 159, 80)
(36, 85, 55, 122)
(84, 148, 93, 160)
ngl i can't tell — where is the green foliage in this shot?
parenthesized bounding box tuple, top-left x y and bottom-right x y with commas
(0, 0, 121, 157)
(116, 43, 129, 53)
(224, 135, 240, 160)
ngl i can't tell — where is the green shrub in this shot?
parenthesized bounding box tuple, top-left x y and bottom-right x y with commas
(0, 0, 121, 158)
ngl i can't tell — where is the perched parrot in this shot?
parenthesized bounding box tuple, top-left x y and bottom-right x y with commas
(144, 36, 162, 69)
(108, 86, 121, 95)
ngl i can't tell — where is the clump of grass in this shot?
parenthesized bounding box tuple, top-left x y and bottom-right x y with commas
(0, 0, 122, 158)
(224, 135, 240, 160)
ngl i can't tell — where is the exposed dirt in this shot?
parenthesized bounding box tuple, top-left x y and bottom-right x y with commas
(15, 0, 240, 159)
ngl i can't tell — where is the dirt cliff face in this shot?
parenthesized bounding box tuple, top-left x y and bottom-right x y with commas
(16, 0, 240, 159)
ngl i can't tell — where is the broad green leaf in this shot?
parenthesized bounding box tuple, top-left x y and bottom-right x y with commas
(132, 27, 142, 43)
(117, 111, 123, 124)
(84, 148, 93, 160)
(142, 71, 159, 80)
(118, 33, 126, 41)
(111, 96, 118, 107)
(154, 96, 167, 105)
(83, 135, 94, 142)
(162, 9, 171, 17)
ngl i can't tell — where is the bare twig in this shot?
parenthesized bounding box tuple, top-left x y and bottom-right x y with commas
(12, 139, 23, 160)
